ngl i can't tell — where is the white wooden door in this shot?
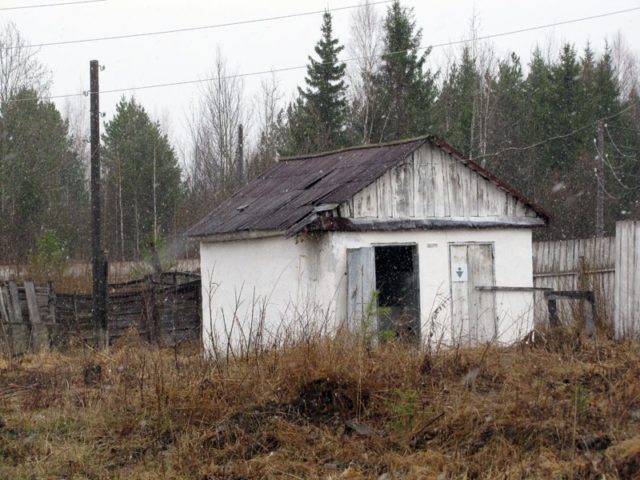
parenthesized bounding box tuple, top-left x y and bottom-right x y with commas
(347, 247, 377, 334)
(449, 243, 496, 343)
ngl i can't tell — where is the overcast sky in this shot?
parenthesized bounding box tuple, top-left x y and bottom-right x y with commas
(3, 0, 640, 153)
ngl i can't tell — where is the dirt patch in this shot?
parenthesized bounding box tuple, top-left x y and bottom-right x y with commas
(292, 377, 369, 423)
(204, 377, 370, 458)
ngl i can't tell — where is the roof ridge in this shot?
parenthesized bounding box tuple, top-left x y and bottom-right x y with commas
(280, 135, 431, 161)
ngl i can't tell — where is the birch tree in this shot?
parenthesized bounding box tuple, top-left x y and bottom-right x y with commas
(188, 52, 245, 203)
(249, 75, 284, 178)
(0, 22, 50, 104)
(347, 1, 383, 144)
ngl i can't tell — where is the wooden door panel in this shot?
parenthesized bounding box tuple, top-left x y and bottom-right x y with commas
(450, 243, 496, 343)
(347, 247, 376, 333)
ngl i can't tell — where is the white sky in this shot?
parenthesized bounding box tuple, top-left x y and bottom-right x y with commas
(3, 0, 640, 154)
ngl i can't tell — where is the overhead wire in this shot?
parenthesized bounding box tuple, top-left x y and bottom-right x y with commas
(594, 134, 631, 194)
(4, 1, 393, 50)
(0, 0, 105, 11)
(11, 4, 640, 102)
(605, 123, 637, 158)
(474, 102, 638, 161)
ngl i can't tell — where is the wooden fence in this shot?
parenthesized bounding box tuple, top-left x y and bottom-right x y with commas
(533, 236, 615, 327)
(0, 272, 201, 354)
(0, 281, 56, 355)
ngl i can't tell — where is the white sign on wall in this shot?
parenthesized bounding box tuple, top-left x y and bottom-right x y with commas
(452, 263, 468, 282)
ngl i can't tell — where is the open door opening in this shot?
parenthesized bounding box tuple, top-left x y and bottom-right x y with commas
(374, 245, 420, 342)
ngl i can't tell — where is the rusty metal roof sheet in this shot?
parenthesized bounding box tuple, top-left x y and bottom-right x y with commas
(187, 136, 549, 238)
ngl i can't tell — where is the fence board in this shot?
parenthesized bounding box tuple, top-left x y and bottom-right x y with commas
(614, 221, 640, 338)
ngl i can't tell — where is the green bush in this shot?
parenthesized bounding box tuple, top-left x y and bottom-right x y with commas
(28, 230, 69, 281)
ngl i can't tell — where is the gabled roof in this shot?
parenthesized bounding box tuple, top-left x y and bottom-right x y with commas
(187, 135, 549, 239)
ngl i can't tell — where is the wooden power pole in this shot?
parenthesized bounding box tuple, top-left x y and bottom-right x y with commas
(236, 123, 244, 184)
(595, 120, 605, 238)
(90, 60, 108, 348)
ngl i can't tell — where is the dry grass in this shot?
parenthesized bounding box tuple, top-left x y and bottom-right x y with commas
(0, 329, 639, 479)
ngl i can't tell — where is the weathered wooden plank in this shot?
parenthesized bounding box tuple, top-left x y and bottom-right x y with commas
(414, 148, 434, 217)
(467, 243, 496, 342)
(449, 244, 470, 343)
(8, 282, 22, 322)
(465, 162, 479, 217)
(346, 247, 376, 334)
(0, 286, 13, 324)
(376, 170, 392, 218)
(25, 281, 48, 350)
(447, 158, 464, 216)
(392, 160, 414, 218)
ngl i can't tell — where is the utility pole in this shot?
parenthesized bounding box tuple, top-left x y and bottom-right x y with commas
(595, 120, 604, 238)
(90, 60, 108, 348)
(236, 123, 244, 184)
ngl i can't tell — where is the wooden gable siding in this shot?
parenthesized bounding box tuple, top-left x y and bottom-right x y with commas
(340, 144, 537, 220)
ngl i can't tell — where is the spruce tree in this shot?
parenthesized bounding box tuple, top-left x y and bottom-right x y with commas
(373, 0, 437, 142)
(524, 48, 555, 170)
(287, 11, 347, 154)
(550, 43, 583, 169)
(485, 53, 528, 188)
(435, 46, 477, 155)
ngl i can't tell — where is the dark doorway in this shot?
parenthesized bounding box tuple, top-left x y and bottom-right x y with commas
(374, 245, 420, 342)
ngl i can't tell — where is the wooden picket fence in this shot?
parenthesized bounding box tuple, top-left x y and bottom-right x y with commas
(533, 236, 615, 328)
(533, 220, 640, 338)
(0, 272, 201, 354)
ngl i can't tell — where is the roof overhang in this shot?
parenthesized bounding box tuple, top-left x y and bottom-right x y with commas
(194, 230, 282, 244)
(303, 216, 546, 233)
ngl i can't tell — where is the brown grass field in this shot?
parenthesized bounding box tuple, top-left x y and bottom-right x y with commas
(0, 329, 639, 479)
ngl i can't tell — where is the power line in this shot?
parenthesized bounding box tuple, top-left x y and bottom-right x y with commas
(605, 124, 635, 159)
(426, 6, 640, 51)
(475, 102, 637, 161)
(0, 0, 105, 11)
(6, 1, 392, 51)
(9, 2, 638, 52)
(25, 4, 640, 102)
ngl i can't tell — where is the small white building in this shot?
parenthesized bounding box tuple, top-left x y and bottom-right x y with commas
(188, 136, 549, 353)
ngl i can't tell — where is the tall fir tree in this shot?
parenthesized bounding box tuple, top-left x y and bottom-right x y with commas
(523, 47, 555, 172)
(435, 46, 478, 154)
(102, 97, 182, 260)
(372, 0, 437, 142)
(485, 53, 528, 189)
(285, 11, 348, 154)
(549, 43, 583, 170)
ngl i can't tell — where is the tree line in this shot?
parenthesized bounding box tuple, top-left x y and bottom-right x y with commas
(1, 1, 639, 267)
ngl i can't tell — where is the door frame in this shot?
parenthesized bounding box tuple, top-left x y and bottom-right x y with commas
(346, 242, 421, 343)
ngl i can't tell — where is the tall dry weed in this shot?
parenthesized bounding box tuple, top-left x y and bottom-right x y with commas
(0, 331, 639, 478)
